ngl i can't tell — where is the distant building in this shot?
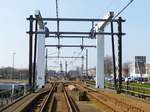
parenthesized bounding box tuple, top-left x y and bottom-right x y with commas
(47, 70, 56, 76)
(68, 70, 79, 78)
(146, 63, 150, 75)
(15, 69, 29, 79)
(87, 68, 96, 77)
(0, 68, 28, 80)
(129, 62, 150, 78)
(76, 67, 82, 76)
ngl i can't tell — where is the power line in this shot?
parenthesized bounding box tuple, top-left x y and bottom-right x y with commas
(68, 50, 83, 65)
(114, 0, 134, 18)
(48, 51, 58, 55)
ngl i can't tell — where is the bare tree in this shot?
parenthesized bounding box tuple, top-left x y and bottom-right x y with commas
(122, 62, 130, 77)
(104, 55, 113, 77)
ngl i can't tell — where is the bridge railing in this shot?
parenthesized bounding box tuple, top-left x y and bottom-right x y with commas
(0, 88, 25, 108)
(85, 80, 150, 99)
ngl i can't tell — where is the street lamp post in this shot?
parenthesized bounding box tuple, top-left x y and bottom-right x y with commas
(12, 52, 16, 79)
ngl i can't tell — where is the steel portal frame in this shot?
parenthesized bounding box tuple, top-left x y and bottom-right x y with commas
(27, 16, 125, 93)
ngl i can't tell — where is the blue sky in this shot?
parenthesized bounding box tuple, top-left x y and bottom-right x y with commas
(0, 0, 150, 70)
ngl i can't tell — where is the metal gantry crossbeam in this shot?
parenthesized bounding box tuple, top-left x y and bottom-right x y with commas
(47, 36, 93, 38)
(27, 17, 125, 22)
(47, 56, 83, 59)
(26, 17, 125, 41)
(27, 31, 125, 36)
(45, 45, 96, 48)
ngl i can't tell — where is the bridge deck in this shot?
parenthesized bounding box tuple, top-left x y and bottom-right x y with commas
(2, 93, 37, 112)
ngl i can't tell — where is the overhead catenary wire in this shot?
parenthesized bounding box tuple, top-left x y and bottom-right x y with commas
(47, 0, 128, 71)
(48, 51, 59, 55)
(114, 0, 134, 18)
(68, 50, 83, 66)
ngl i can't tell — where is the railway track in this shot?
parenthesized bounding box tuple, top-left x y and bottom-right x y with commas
(27, 83, 56, 112)
(25, 82, 79, 112)
(77, 83, 146, 112)
(50, 83, 79, 112)
(62, 83, 79, 112)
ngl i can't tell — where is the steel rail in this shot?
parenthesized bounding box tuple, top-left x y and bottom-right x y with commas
(79, 84, 145, 112)
(63, 83, 79, 112)
(87, 92, 120, 112)
(39, 83, 56, 112)
(77, 84, 119, 112)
